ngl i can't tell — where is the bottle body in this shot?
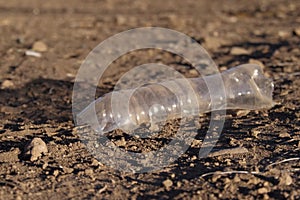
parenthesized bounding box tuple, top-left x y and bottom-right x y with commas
(76, 64, 274, 134)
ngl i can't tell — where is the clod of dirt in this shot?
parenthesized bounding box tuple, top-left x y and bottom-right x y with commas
(162, 179, 173, 190)
(23, 138, 48, 161)
(1, 80, 14, 89)
(204, 36, 224, 50)
(208, 147, 249, 157)
(0, 148, 20, 162)
(230, 47, 250, 55)
(32, 41, 48, 52)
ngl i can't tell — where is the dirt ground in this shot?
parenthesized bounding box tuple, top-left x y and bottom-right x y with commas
(0, 0, 300, 199)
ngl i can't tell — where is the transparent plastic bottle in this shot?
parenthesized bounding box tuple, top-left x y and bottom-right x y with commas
(76, 64, 274, 134)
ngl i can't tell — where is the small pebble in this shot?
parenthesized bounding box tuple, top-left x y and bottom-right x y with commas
(115, 15, 126, 25)
(24, 138, 48, 161)
(293, 28, 300, 36)
(191, 139, 201, 147)
(63, 167, 74, 174)
(114, 137, 126, 146)
(25, 50, 41, 58)
(91, 158, 100, 167)
(230, 47, 250, 55)
(279, 173, 293, 186)
(53, 170, 59, 177)
(236, 110, 250, 117)
(279, 132, 290, 138)
(257, 187, 268, 194)
(42, 162, 48, 169)
(189, 69, 199, 76)
(249, 59, 265, 69)
(32, 41, 48, 52)
(228, 16, 238, 23)
(263, 194, 270, 200)
(85, 168, 94, 176)
(204, 36, 224, 50)
(252, 130, 260, 138)
(1, 80, 14, 89)
(162, 179, 173, 190)
(176, 181, 182, 187)
(233, 175, 241, 183)
(278, 31, 290, 38)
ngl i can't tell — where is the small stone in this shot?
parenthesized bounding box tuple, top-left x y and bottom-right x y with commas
(276, 12, 286, 19)
(42, 162, 48, 169)
(236, 110, 250, 117)
(224, 178, 231, 184)
(189, 69, 199, 76)
(249, 59, 265, 69)
(63, 167, 74, 174)
(115, 15, 126, 25)
(176, 181, 182, 187)
(191, 139, 201, 147)
(0, 106, 19, 114)
(279, 132, 291, 138)
(191, 155, 197, 161)
(263, 181, 269, 187)
(253, 30, 263, 36)
(162, 179, 173, 190)
(257, 187, 268, 194)
(25, 50, 41, 58)
(114, 137, 126, 146)
(1, 80, 14, 89)
(85, 168, 94, 176)
(229, 138, 238, 146)
(220, 66, 228, 71)
(204, 37, 224, 50)
(233, 175, 241, 183)
(263, 194, 270, 200)
(230, 47, 250, 55)
(53, 170, 59, 177)
(278, 31, 290, 38)
(211, 174, 221, 182)
(247, 177, 260, 185)
(32, 41, 48, 52)
(252, 130, 260, 138)
(0, 19, 11, 26)
(24, 138, 48, 161)
(228, 16, 238, 23)
(279, 173, 293, 186)
(293, 28, 300, 36)
(91, 158, 100, 167)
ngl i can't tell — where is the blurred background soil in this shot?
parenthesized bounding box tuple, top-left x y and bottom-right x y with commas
(0, 0, 299, 199)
